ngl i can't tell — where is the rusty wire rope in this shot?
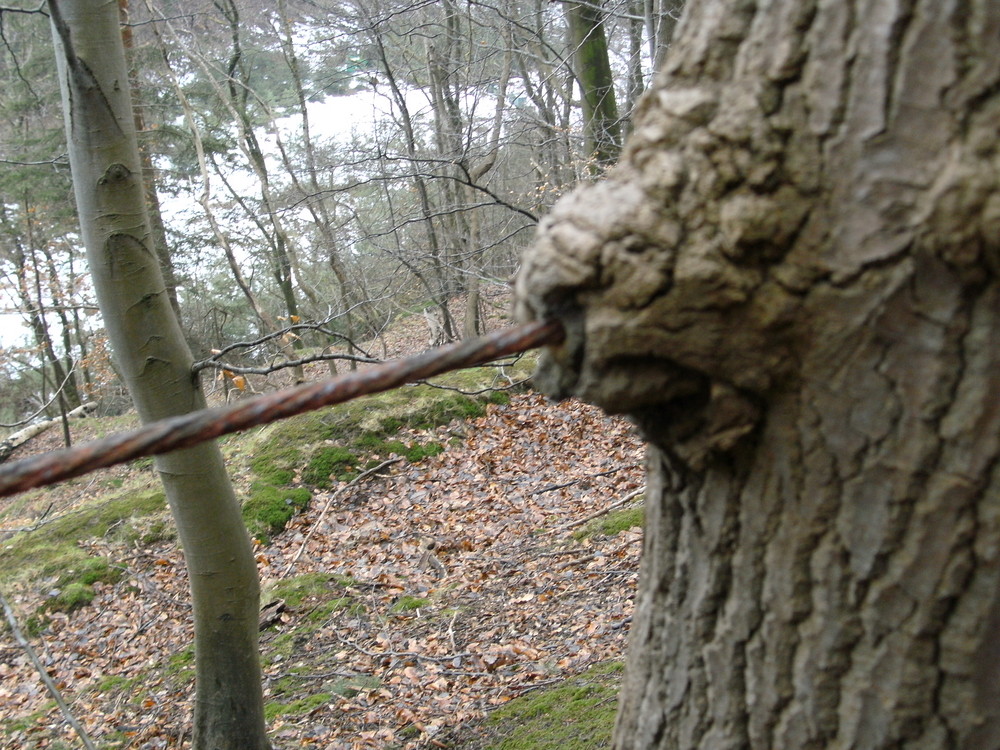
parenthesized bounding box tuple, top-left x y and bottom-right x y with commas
(0, 320, 564, 498)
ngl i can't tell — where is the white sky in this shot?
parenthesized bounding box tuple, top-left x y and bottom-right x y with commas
(0, 85, 441, 350)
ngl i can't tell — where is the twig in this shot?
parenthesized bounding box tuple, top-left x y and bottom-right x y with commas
(507, 677, 564, 695)
(334, 631, 470, 665)
(414, 376, 532, 396)
(446, 610, 458, 652)
(545, 486, 646, 535)
(199, 349, 380, 376)
(0, 368, 86, 429)
(529, 463, 641, 496)
(0, 591, 98, 750)
(534, 547, 594, 558)
(280, 457, 402, 578)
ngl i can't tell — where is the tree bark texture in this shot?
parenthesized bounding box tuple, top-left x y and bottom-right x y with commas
(48, 2, 269, 748)
(516, 1, 1000, 748)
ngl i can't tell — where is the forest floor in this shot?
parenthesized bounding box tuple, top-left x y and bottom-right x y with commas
(0, 294, 647, 749)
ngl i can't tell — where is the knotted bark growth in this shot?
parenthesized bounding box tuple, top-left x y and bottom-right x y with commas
(516, 1, 1000, 747)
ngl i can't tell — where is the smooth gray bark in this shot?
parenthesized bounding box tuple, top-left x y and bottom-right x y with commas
(517, 0, 1000, 747)
(48, 1, 269, 747)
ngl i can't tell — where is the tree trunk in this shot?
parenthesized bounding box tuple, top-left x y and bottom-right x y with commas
(119, 0, 183, 323)
(566, 1, 621, 168)
(47, 2, 269, 748)
(624, 0, 645, 130)
(215, 0, 311, 332)
(516, 0, 1000, 747)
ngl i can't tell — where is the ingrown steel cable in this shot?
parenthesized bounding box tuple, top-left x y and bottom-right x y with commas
(0, 320, 564, 498)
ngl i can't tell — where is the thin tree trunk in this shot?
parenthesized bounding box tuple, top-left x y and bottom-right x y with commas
(145, 10, 303, 383)
(47, 2, 269, 748)
(516, 0, 1000, 747)
(118, 0, 182, 322)
(272, 0, 375, 348)
(206, 0, 309, 334)
(566, 1, 621, 168)
(624, 0, 645, 128)
(4, 204, 81, 411)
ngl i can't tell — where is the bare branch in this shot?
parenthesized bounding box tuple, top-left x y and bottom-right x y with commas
(0, 591, 99, 750)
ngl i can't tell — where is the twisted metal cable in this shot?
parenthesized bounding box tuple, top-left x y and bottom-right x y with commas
(0, 320, 564, 498)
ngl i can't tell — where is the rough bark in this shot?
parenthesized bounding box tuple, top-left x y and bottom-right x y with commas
(516, 0, 1000, 748)
(47, 2, 269, 748)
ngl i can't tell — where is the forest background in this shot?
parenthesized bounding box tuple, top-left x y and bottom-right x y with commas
(0, 1, 680, 747)
(0, 0, 681, 421)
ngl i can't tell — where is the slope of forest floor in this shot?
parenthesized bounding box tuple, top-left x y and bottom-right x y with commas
(0, 301, 646, 749)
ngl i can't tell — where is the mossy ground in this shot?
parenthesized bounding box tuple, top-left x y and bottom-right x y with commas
(260, 572, 366, 666)
(0, 486, 167, 618)
(391, 594, 431, 612)
(238, 361, 529, 538)
(242, 482, 312, 542)
(453, 661, 624, 749)
(3, 351, 636, 748)
(259, 572, 377, 719)
(0, 358, 533, 612)
(573, 505, 645, 540)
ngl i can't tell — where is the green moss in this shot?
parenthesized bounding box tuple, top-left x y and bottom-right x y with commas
(94, 674, 131, 693)
(241, 368, 510, 531)
(586, 661, 625, 676)
(168, 646, 194, 668)
(347, 437, 444, 466)
(307, 597, 357, 622)
(38, 557, 124, 614)
(302, 432, 444, 489)
(238, 359, 536, 505)
(24, 614, 49, 636)
(574, 505, 645, 540)
(242, 483, 311, 541)
(392, 595, 430, 612)
(133, 518, 174, 546)
(483, 662, 623, 749)
(49, 582, 93, 610)
(164, 646, 195, 683)
(265, 633, 297, 664)
(7, 704, 56, 733)
(0, 488, 166, 591)
(402, 441, 444, 462)
(302, 446, 357, 487)
(489, 390, 512, 406)
(75, 557, 121, 586)
(249, 445, 300, 486)
(265, 572, 337, 607)
(329, 673, 380, 697)
(264, 692, 333, 720)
